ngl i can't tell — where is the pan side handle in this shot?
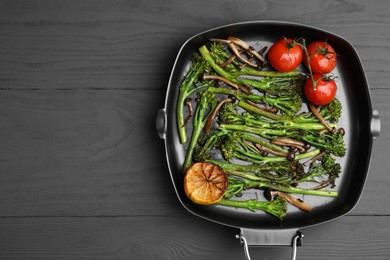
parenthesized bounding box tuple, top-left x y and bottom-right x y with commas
(371, 110, 380, 139)
(236, 228, 303, 260)
(156, 108, 167, 139)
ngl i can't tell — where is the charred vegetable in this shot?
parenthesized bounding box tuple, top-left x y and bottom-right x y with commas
(177, 54, 212, 143)
(175, 36, 346, 219)
(183, 91, 217, 172)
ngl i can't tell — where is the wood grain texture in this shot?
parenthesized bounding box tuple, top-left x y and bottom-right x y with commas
(0, 90, 182, 217)
(0, 0, 389, 259)
(0, 89, 387, 216)
(0, 0, 389, 90)
(0, 216, 389, 260)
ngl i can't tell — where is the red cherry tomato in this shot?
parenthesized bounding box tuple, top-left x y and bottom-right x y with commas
(267, 38, 303, 72)
(304, 41, 337, 74)
(304, 74, 337, 106)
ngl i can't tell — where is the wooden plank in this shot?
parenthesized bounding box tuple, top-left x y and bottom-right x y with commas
(0, 215, 389, 259)
(0, 1, 388, 260)
(0, 90, 180, 216)
(0, 0, 389, 90)
(0, 88, 388, 217)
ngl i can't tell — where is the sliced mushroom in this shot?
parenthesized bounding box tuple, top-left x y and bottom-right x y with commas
(271, 138, 306, 153)
(246, 100, 278, 114)
(312, 181, 332, 190)
(254, 143, 288, 157)
(219, 54, 238, 68)
(182, 99, 193, 127)
(240, 46, 268, 70)
(204, 98, 233, 133)
(210, 38, 258, 68)
(309, 103, 334, 132)
(302, 151, 326, 167)
(227, 36, 267, 63)
(271, 191, 312, 212)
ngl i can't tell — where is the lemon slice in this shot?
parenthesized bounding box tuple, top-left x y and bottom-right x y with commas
(184, 162, 228, 205)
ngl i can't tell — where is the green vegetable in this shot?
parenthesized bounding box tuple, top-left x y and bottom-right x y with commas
(199, 45, 304, 115)
(209, 160, 304, 184)
(193, 129, 228, 162)
(177, 53, 212, 143)
(218, 197, 287, 220)
(183, 91, 217, 172)
(287, 130, 346, 157)
(208, 43, 300, 78)
(293, 98, 342, 124)
(219, 102, 336, 131)
(296, 153, 341, 187)
(226, 101, 345, 156)
(221, 176, 338, 198)
(208, 86, 302, 116)
(175, 38, 346, 218)
(217, 130, 321, 163)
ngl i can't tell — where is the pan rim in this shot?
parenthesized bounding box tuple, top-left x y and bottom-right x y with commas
(161, 20, 375, 230)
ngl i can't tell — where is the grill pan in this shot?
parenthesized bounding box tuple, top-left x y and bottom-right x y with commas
(156, 21, 381, 259)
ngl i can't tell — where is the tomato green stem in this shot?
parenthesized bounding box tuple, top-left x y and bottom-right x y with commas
(299, 39, 317, 90)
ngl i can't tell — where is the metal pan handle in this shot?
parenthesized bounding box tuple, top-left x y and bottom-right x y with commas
(371, 110, 380, 139)
(236, 228, 303, 260)
(156, 108, 167, 139)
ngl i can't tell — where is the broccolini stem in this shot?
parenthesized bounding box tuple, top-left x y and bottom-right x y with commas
(289, 148, 321, 160)
(194, 130, 228, 162)
(225, 169, 269, 181)
(210, 157, 336, 197)
(239, 100, 292, 121)
(239, 133, 288, 154)
(246, 181, 338, 197)
(238, 66, 301, 77)
(238, 77, 297, 93)
(208, 42, 300, 78)
(208, 86, 263, 101)
(208, 160, 292, 183)
(208, 86, 302, 116)
(241, 145, 321, 163)
(239, 100, 337, 130)
(177, 90, 188, 143)
(200, 45, 301, 95)
(213, 146, 321, 165)
(199, 45, 240, 84)
(186, 81, 213, 97)
(219, 124, 286, 138)
(183, 92, 217, 172)
(218, 198, 287, 219)
(183, 113, 204, 172)
(177, 54, 209, 143)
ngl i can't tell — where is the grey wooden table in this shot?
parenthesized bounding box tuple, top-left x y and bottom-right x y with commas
(0, 0, 389, 259)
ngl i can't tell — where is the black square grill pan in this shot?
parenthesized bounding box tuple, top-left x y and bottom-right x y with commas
(156, 21, 380, 259)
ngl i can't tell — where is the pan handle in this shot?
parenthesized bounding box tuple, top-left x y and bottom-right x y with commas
(236, 228, 303, 260)
(156, 108, 167, 139)
(370, 110, 380, 139)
